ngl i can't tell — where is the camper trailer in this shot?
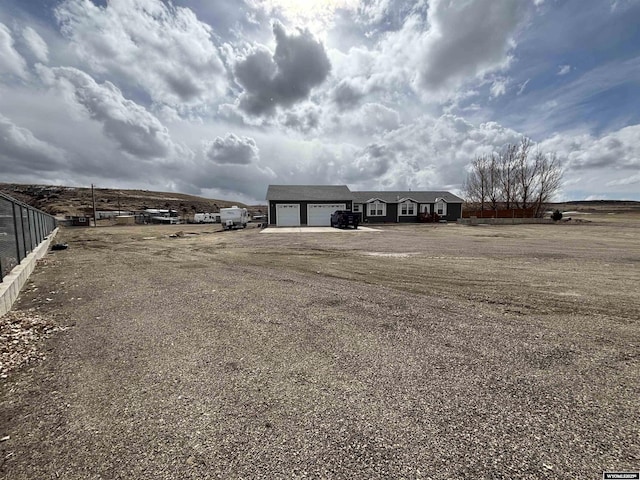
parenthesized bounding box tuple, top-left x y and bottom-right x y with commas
(193, 213, 220, 224)
(220, 206, 248, 230)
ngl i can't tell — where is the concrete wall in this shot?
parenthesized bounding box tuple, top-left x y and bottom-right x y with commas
(458, 218, 554, 225)
(0, 228, 58, 317)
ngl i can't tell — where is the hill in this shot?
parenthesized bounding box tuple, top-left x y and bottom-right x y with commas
(550, 200, 640, 213)
(0, 183, 266, 218)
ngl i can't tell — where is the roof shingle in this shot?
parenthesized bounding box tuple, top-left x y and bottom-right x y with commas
(266, 185, 354, 201)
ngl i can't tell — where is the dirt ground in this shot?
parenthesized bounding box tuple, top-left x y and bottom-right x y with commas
(1, 216, 639, 479)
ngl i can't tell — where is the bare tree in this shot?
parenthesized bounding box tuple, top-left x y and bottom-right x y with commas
(464, 139, 563, 217)
(463, 155, 491, 211)
(487, 154, 500, 210)
(532, 151, 563, 216)
(514, 138, 538, 210)
(498, 143, 519, 209)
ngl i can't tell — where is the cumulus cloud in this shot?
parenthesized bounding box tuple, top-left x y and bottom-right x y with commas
(279, 103, 322, 132)
(22, 26, 49, 63)
(203, 133, 259, 165)
(557, 64, 571, 75)
(39, 66, 182, 160)
(343, 143, 394, 182)
(541, 124, 640, 171)
(186, 133, 275, 200)
(0, 113, 67, 174)
(331, 79, 367, 110)
(234, 22, 331, 115)
(326, 102, 401, 136)
(54, 0, 226, 106)
(0, 23, 28, 78)
(416, 0, 525, 98)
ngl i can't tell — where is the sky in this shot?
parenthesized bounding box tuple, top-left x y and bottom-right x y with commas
(1, 0, 639, 204)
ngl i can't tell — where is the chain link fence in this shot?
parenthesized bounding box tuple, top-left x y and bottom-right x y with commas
(0, 192, 57, 281)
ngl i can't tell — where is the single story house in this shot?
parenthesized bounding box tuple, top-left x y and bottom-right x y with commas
(352, 191, 463, 224)
(266, 185, 463, 226)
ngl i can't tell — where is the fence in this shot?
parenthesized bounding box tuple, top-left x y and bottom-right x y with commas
(0, 192, 57, 282)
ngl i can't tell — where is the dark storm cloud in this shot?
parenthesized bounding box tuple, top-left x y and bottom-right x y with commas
(204, 133, 259, 165)
(234, 22, 331, 116)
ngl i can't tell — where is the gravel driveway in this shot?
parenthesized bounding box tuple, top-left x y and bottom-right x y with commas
(1, 221, 639, 479)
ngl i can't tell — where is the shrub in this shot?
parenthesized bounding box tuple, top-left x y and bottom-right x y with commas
(551, 209, 563, 221)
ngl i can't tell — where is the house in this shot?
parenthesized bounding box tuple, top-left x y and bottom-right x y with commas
(266, 185, 463, 226)
(61, 215, 91, 227)
(352, 191, 463, 223)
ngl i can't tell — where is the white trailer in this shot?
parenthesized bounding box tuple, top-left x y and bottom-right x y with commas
(220, 206, 249, 230)
(193, 212, 220, 223)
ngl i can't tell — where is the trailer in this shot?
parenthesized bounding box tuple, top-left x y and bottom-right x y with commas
(193, 212, 220, 224)
(220, 206, 249, 230)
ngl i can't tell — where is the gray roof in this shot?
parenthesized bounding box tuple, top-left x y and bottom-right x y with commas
(266, 185, 354, 201)
(352, 191, 464, 203)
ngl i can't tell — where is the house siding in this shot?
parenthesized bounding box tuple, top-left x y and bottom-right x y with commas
(362, 203, 397, 223)
(444, 203, 462, 221)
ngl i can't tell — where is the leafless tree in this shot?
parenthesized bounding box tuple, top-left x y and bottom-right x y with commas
(463, 155, 490, 211)
(498, 143, 519, 209)
(464, 139, 563, 217)
(487, 154, 500, 210)
(532, 151, 563, 216)
(514, 138, 538, 210)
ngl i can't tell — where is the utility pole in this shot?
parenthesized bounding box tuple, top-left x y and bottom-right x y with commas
(91, 183, 97, 227)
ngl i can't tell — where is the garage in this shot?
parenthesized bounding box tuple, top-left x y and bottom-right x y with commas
(266, 186, 354, 226)
(307, 203, 345, 226)
(276, 204, 300, 226)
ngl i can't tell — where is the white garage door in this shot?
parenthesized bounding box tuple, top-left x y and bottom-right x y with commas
(276, 204, 300, 226)
(307, 204, 346, 226)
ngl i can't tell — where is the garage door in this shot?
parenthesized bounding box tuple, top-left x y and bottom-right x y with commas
(276, 204, 300, 226)
(307, 204, 346, 226)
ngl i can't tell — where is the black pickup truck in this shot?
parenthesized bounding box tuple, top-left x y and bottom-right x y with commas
(330, 210, 359, 229)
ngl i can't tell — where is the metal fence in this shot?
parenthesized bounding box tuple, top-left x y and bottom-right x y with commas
(0, 192, 57, 281)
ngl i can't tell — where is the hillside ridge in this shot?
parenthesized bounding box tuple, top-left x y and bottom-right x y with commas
(0, 183, 265, 217)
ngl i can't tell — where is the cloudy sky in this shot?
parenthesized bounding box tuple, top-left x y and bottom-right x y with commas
(1, 0, 639, 203)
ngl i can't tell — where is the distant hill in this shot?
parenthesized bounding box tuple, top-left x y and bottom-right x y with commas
(549, 200, 640, 213)
(0, 183, 266, 218)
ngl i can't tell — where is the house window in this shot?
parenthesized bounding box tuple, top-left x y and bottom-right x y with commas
(436, 200, 447, 215)
(399, 201, 416, 216)
(367, 201, 386, 216)
(420, 204, 430, 214)
(353, 204, 361, 213)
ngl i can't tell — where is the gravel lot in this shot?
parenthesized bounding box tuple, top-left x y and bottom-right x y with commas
(1, 218, 639, 479)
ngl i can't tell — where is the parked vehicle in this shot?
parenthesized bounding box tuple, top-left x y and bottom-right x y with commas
(330, 210, 359, 229)
(194, 212, 220, 223)
(220, 206, 249, 230)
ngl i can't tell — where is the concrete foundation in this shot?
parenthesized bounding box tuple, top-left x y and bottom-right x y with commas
(0, 228, 59, 317)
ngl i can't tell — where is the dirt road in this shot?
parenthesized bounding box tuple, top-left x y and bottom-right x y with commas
(1, 219, 639, 479)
